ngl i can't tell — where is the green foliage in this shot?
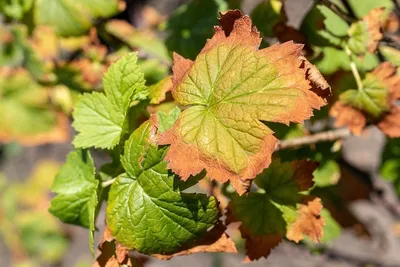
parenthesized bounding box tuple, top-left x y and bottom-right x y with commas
(165, 0, 224, 59)
(380, 138, 400, 194)
(251, 0, 285, 37)
(72, 53, 146, 149)
(107, 122, 219, 254)
(34, 0, 119, 37)
(340, 72, 389, 118)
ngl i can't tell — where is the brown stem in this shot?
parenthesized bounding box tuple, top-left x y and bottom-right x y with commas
(275, 128, 351, 151)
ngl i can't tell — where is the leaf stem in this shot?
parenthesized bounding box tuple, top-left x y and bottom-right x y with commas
(344, 44, 364, 91)
(275, 128, 351, 150)
(101, 178, 116, 188)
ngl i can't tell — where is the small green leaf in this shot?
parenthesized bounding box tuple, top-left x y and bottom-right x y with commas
(107, 121, 219, 254)
(347, 22, 369, 55)
(73, 53, 146, 149)
(347, 0, 393, 18)
(300, 4, 349, 47)
(380, 138, 400, 194)
(230, 160, 312, 236)
(313, 160, 340, 187)
(157, 107, 181, 134)
(380, 46, 400, 67)
(49, 149, 99, 254)
(340, 72, 389, 118)
(34, 0, 119, 37)
(165, 0, 223, 59)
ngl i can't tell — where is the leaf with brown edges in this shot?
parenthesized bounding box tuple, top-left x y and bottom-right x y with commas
(158, 10, 328, 195)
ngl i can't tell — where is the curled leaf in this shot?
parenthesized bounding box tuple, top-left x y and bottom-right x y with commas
(158, 10, 327, 195)
(378, 106, 400, 137)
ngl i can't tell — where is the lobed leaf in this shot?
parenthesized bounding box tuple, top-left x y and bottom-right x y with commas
(48, 149, 99, 254)
(347, 8, 384, 55)
(227, 159, 324, 261)
(159, 11, 328, 195)
(107, 121, 221, 255)
(72, 53, 146, 149)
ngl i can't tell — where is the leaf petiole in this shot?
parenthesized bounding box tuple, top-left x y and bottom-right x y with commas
(102, 178, 116, 188)
(344, 44, 364, 91)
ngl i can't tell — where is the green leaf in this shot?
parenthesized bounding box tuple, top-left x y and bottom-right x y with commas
(165, 0, 223, 59)
(347, 0, 393, 18)
(340, 72, 389, 118)
(320, 209, 341, 243)
(34, 0, 119, 37)
(73, 53, 146, 149)
(107, 121, 219, 254)
(230, 159, 316, 236)
(313, 160, 340, 187)
(251, 0, 285, 37)
(380, 46, 400, 67)
(48, 149, 99, 254)
(347, 21, 369, 55)
(160, 24, 326, 194)
(0, 0, 33, 20)
(157, 107, 181, 134)
(105, 20, 171, 64)
(380, 138, 400, 194)
(0, 69, 59, 139)
(300, 4, 349, 47)
(314, 46, 379, 75)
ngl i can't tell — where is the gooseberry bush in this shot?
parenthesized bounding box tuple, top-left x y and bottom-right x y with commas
(2, 0, 397, 266)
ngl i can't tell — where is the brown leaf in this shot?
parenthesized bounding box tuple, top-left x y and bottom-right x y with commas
(300, 57, 332, 101)
(378, 105, 400, 137)
(363, 7, 384, 53)
(152, 222, 237, 260)
(241, 229, 282, 263)
(94, 227, 133, 267)
(294, 160, 318, 191)
(330, 101, 366, 135)
(286, 197, 325, 243)
(372, 62, 400, 102)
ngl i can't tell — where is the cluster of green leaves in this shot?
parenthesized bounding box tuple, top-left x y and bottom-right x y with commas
(1, 0, 399, 265)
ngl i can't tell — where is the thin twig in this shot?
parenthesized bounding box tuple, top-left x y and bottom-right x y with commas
(275, 128, 351, 151)
(320, 0, 354, 23)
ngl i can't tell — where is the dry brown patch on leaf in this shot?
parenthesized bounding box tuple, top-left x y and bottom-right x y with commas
(225, 204, 282, 262)
(94, 227, 134, 267)
(286, 197, 325, 243)
(153, 222, 237, 260)
(293, 160, 318, 191)
(373, 62, 400, 101)
(241, 229, 282, 263)
(378, 106, 400, 137)
(363, 8, 384, 53)
(330, 101, 366, 135)
(383, 12, 399, 33)
(300, 57, 332, 101)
